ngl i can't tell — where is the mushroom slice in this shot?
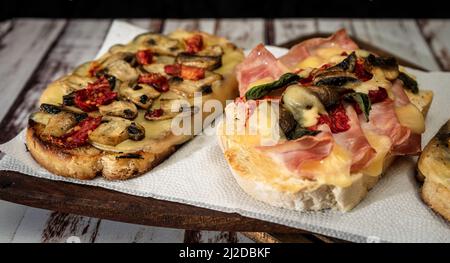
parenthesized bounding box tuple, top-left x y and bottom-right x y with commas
(88, 117, 146, 146)
(142, 63, 168, 76)
(365, 54, 399, 80)
(42, 112, 78, 137)
(145, 99, 197, 121)
(102, 60, 139, 82)
(119, 82, 161, 109)
(282, 85, 326, 127)
(278, 105, 297, 136)
(313, 71, 360, 87)
(169, 72, 222, 97)
(133, 33, 183, 56)
(99, 100, 138, 119)
(327, 51, 357, 72)
(175, 52, 222, 71)
(154, 55, 176, 65)
(197, 45, 224, 57)
(307, 86, 343, 109)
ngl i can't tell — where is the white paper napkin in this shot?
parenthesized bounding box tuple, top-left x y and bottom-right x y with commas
(1, 20, 449, 243)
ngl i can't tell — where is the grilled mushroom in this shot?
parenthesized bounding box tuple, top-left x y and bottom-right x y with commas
(278, 105, 297, 136)
(88, 117, 145, 146)
(101, 60, 139, 82)
(365, 54, 399, 80)
(145, 99, 196, 121)
(282, 84, 326, 127)
(175, 52, 222, 71)
(327, 52, 357, 72)
(313, 71, 360, 87)
(133, 33, 183, 56)
(307, 86, 343, 109)
(169, 72, 222, 97)
(127, 122, 146, 141)
(119, 82, 161, 109)
(41, 112, 78, 137)
(98, 100, 138, 119)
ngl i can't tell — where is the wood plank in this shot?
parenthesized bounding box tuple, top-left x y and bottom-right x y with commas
(215, 19, 265, 49)
(0, 200, 27, 242)
(0, 19, 111, 144)
(0, 19, 66, 122)
(94, 221, 185, 243)
(0, 171, 306, 234)
(317, 18, 355, 35)
(273, 18, 316, 45)
(10, 207, 102, 243)
(163, 19, 216, 34)
(417, 19, 450, 71)
(123, 19, 163, 32)
(351, 19, 440, 71)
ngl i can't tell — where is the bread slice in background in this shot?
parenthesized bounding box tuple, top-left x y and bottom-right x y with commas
(418, 119, 450, 221)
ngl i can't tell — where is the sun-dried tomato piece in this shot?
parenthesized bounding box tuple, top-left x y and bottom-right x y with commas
(136, 50, 153, 65)
(185, 34, 203, 54)
(368, 87, 388, 103)
(317, 104, 350, 133)
(354, 59, 373, 81)
(63, 116, 102, 148)
(145, 109, 164, 120)
(73, 77, 117, 112)
(49, 116, 102, 149)
(164, 64, 205, 81)
(138, 73, 169, 92)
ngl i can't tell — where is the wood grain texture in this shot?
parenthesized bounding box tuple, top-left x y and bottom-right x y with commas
(163, 19, 215, 34)
(0, 200, 27, 242)
(417, 19, 449, 71)
(0, 19, 66, 122)
(0, 19, 111, 144)
(215, 19, 265, 48)
(351, 19, 440, 71)
(0, 171, 305, 234)
(273, 18, 316, 45)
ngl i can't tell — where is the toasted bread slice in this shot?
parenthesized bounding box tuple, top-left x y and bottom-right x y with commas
(219, 90, 433, 212)
(26, 30, 244, 180)
(418, 119, 450, 221)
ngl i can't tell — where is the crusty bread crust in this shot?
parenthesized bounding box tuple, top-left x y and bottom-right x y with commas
(27, 120, 180, 180)
(422, 178, 450, 221)
(219, 89, 432, 212)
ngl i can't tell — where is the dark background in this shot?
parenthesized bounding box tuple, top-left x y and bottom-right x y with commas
(0, 0, 447, 19)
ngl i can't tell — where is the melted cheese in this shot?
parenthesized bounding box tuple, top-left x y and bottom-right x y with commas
(301, 144, 353, 187)
(395, 103, 425, 134)
(361, 130, 392, 177)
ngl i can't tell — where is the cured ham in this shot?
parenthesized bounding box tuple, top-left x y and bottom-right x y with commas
(279, 29, 358, 69)
(236, 44, 288, 96)
(333, 105, 376, 172)
(256, 125, 334, 176)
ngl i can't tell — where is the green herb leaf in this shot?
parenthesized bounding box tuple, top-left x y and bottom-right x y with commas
(344, 92, 372, 121)
(287, 126, 320, 140)
(398, 72, 419, 94)
(245, 73, 300, 100)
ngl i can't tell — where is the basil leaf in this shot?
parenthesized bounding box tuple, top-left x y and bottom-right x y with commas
(245, 73, 300, 100)
(287, 126, 320, 140)
(398, 72, 418, 94)
(345, 92, 371, 121)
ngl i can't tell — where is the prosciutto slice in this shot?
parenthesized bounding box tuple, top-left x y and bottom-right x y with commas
(390, 80, 422, 155)
(256, 125, 333, 176)
(279, 29, 359, 69)
(333, 105, 376, 172)
(236, 44, 288, 97)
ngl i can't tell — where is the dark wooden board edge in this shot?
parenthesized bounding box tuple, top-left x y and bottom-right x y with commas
(0, 33, 425, 243)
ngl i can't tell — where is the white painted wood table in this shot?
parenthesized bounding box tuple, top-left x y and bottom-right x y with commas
(0, 18, 448, 243)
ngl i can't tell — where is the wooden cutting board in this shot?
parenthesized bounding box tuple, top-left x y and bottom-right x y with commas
(0, 34, 424, 243)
